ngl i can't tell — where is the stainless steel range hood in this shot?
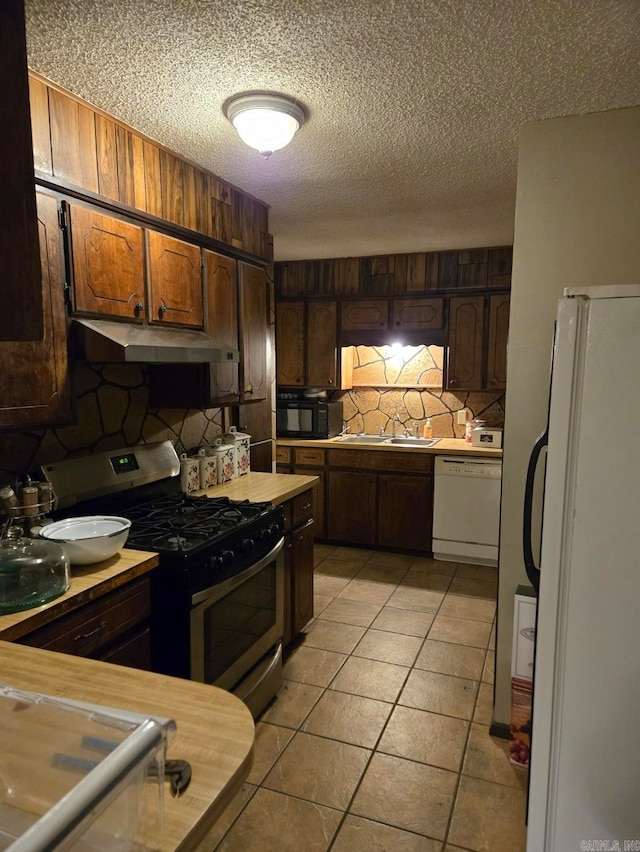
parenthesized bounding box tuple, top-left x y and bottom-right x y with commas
(72, 318, 239, 364)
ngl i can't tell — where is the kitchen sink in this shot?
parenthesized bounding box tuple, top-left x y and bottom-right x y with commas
(334, 434, 441, 448)
(334, 434, 389, 444)
(387, 437, 441, 448)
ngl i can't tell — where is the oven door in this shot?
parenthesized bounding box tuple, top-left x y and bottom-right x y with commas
(189, 538, 284, 708)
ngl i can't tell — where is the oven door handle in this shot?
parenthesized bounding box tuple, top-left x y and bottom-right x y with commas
(191, 537, 285, 606)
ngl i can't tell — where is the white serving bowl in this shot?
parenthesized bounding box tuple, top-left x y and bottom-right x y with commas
(41, 516, 131, 565)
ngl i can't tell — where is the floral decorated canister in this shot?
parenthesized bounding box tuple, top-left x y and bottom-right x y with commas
(179, 453, 200, 494)
(214, 438, 236, 484)
(197, 448, 218, 489)
(222, 426, 251, 477)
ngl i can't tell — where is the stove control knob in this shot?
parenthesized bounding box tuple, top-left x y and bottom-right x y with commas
(257, 528, 270, 541)
(269, 523, 281, 538)
(210, 555, 224, 572)
(220, 549, 235, 566)
(241, 538, 255, 553)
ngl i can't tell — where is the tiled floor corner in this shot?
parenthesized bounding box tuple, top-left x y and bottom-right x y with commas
(202, 545, 527, 852)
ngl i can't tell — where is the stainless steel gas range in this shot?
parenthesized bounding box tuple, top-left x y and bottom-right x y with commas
(43, 441, 285, 718)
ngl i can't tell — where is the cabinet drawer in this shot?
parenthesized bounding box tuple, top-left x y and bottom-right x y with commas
(280, 501, 292, 531)
(275, 445, 292, 464)
(294, 447, 325, 466)
(328, 449, 434, 473)
(19, 576, 151, 658)
(291, 490, 314, 526)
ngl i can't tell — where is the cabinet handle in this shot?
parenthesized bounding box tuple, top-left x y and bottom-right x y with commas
(449, 378, 456, 386)
(134, 302, 145, 316)
(158, 304, 167, 317)
(327, 379, 333, 385)
(299, 503, 311, 511)
(295, 533, 305, 541)
(285, 542, 293, 550)
(73, 621, 107, 642)
(246, 384, 254, 395)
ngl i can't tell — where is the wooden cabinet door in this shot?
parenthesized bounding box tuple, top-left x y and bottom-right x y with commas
(147, 230, 203, 327)
(307, 301, 338, 388)
(276, 301, 305, 386)
(239, 262, 268, 401)
(378, 474, 433, 551)
(205, 249, 239, 403)
(392, 298, 444, 330)
(68, 204, 145, 320)
(293, 468, 326, 539)
(0, 192, 71, 429)
(291, 518, 315, 635)
(486, 294, 510, 390)
(341, 299, 388, 331)
(447, 295, 484, 390)
(328, 470, 377, 545)
(2, 0, 44, 341)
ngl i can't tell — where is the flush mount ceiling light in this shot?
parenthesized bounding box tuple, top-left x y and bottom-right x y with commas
(225, 93, 305, 158)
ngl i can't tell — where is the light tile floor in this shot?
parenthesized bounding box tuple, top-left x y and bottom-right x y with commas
(201, 545, 527, 852)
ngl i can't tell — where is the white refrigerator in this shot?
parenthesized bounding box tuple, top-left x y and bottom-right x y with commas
(525, 285, 640, 851)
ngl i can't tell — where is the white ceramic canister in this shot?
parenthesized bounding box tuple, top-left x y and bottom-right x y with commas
(214, 438, 236, 484)
(179, 452, 200, 494)
(222, 426, 251, 477)
(197, 448, 218, 489)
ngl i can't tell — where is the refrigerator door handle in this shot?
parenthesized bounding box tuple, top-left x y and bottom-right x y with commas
(523, 429, 547, 593)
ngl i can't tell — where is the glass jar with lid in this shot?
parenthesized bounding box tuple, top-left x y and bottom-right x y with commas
(0, 531, 69, 614)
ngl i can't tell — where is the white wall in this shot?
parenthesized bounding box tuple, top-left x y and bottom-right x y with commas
(495, 105, 640, 725)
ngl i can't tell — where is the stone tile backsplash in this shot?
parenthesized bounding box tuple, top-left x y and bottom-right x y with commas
(0, 364, 224, 483)
(335, 346, 504, 438)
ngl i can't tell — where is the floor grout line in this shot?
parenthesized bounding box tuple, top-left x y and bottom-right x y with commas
(213, 549, 501, 851)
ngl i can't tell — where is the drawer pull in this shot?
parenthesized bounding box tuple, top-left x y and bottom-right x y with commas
(74, 621, 107, 642)
(299, 503, 311, 511)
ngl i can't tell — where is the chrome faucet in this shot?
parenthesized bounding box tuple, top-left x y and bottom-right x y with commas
(338, 423, 350, 437)
(392, 414, 401, 437)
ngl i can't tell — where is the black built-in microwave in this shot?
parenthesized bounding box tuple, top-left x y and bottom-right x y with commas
(276, 399, 343, 439)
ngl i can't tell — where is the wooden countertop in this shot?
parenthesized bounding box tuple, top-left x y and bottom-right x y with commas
(0, 640, 254, 851)
(192, 471, 319, 502)
(276, 436, 503, 458)
(0, 549, 159, 641)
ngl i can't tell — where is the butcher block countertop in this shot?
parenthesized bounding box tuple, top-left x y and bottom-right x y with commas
(0, 640, 255, 851)
(192, 471, 319, 502)
(0, 548, 159, 641)
(276, 436, 503, 458)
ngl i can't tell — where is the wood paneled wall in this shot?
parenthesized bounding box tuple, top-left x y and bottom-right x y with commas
(28, 72, 271, 260)
(275, 247, 512, 297)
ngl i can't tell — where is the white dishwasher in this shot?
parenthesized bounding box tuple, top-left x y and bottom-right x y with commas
(432, 456, 502, 566)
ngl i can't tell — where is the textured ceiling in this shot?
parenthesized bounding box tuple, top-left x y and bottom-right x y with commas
(25, 0, 640, 260)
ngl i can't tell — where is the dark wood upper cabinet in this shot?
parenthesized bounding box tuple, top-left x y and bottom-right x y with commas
(276, 302, 305, 386)
(307, 301, 339, 388)
(446, 295, 485, 391)
(341, 299, 389, 331)
(1, 0, 43, 341)
(392, 298, 444, 331)
(147, 231, 203, 327)
(0, 191, 71, 428)
(486, 293, 510, 390)
(239, 262, 268, 401)
(205, 249, 239, 403)
(68, 204, 145, 320)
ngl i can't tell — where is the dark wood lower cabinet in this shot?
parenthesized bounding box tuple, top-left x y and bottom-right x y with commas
(17, 576, 152, 670)
(291, 518, 314, 636)
(282, 488, 315, 647)
(327, 470, 378, 546)
(378, 473, 433, 550)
